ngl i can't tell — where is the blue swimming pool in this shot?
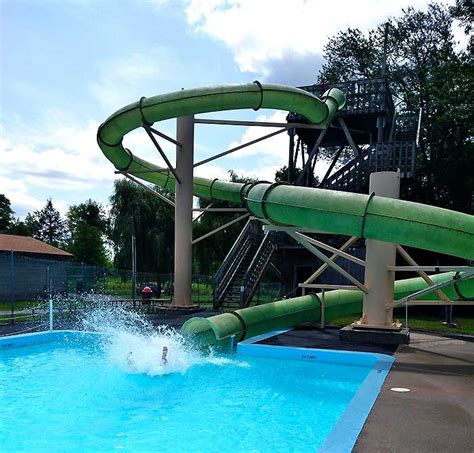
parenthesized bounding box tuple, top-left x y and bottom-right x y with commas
(0, 330, 393, 452)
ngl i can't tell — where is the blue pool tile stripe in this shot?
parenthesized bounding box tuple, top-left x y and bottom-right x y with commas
(319, 355, 393, 453)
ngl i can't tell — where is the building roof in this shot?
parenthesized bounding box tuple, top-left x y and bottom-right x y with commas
(0, 234, 72, 257)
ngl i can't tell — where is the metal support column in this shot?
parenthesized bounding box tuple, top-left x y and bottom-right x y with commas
(288, 128, 295, 183)
(361, 171, 400, 326)
(171, 115, 194, 307)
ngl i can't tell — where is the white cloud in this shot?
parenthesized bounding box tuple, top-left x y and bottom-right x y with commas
(90, 50, 168, 111)
(0, 118, 118, 216)
(194, 163, 229, 181)
(0, 175, 44, 215)
(184, 0, 441, 81)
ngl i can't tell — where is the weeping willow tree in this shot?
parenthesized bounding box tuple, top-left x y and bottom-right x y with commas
(109, 179, 174, 273)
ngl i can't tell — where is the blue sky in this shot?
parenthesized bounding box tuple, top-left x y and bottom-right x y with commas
(0, 0, 458, 218)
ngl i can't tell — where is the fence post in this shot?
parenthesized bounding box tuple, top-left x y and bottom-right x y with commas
(9, 250, 15, 324)
(81, 262, 85, 292)
(49, 298, 53, 332)
(197, 274, 200, 305)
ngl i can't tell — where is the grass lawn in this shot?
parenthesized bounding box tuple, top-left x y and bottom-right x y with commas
(330, 311, 474, 336)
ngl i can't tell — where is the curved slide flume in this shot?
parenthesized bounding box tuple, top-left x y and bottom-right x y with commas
(97, 83, 474, 347)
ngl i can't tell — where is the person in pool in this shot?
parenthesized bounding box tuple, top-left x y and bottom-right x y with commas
(161, 346, 168, 365)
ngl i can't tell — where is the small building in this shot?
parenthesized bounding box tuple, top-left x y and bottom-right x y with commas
(0, 234, 73, 302)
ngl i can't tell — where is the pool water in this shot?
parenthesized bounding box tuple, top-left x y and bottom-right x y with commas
(0, 332, 375, 452)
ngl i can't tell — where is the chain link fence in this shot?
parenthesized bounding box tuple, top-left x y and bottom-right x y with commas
(0, 252, 281, 329)
(0, 252, 214, 326)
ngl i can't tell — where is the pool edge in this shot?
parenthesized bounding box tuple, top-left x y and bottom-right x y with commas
(237, 329, 394, 453)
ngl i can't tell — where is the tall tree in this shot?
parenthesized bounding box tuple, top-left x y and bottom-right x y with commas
(67, 199, 109, 266)
(317, 2, 473, 212)
(0, 194, 14, 232)
(67, 199, 108, 234)
(29, 199, 67, 247)
(109, 179, 174, 273)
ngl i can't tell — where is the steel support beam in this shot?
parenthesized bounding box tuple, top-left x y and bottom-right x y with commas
(304, 236, 359, 284)
(298, 284, 358, 290)
(288, 128, 295, 183)
(319, 145, 344, 187)
(115, 169, 171, 175)
(192, 203, 213, 223)
(387, 265, 473, 272)
(299, 236, 365, 267)
(395, 245, 453, 304)
(396, 300, 474, 307)
(339, 118, 361, 156)
(263, 224, 326, 235)
(194, 128, 287, 167)
(192, 208, 248, 212)
(289, 232, 368, 293)
(143, 123, 181, 184)
(296, 128, 327, 185)
(194, 118, 324, 129)
(172, 115, 194, 307)
(393, 270, 474, 308)
(147, 125, 182, 147)
(192, 213, 250, 245)
(122, 173, 175, 208)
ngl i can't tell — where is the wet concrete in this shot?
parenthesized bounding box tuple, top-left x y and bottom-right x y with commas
(354, 332, 474, 453)
(258, 325, 398, 355)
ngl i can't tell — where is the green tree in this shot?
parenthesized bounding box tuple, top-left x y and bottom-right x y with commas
(67, 199, 108, 234)
(193, 171, 256, 275)
(7, 218, 35, 236)
(317, 2, 473, 212)
(109, 179, 174, 273)
(0, 194, 14, 232)
(450, 0, 473, 37)
(67, 199, 109, 266)
(68, 223, 107, 266)
(29, 199, 67, 247)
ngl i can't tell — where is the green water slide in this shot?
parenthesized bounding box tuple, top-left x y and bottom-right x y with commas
(97, 83, 474, 346)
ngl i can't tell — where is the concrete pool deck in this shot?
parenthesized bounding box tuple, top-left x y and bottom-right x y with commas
(260, 328, 474, 453)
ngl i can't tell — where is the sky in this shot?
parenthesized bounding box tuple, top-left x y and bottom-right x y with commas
(0, 0, 461, 218)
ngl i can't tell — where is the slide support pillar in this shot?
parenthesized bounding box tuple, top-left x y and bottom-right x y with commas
(362, 171, 400, 326)
(171, 115, 194, 307)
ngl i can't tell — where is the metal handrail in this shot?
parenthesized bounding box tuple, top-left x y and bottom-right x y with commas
(323, 140, 416, 190)
(213, 220, 262, 307)
(241, 231, 278, 307)
(214, 238, 253, 304)
(214, 219, 253, 283)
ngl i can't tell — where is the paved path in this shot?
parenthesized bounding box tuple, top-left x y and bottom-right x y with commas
(354, 333, 474, 453)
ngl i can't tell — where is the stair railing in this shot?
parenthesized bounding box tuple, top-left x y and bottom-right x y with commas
(240, 231, 278, 307)
(213, 219, 260, 308)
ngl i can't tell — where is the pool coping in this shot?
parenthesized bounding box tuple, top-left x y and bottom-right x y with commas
(238, 329, 394, 453)
(0, 330, 100, 349)
(1, 329, 394, 453)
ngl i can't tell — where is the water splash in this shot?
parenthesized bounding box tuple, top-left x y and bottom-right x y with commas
(81, 304, 249, 376)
